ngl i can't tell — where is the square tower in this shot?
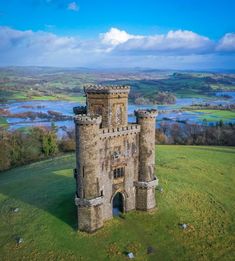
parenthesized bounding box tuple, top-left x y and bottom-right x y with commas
(85, 85, 129, 128)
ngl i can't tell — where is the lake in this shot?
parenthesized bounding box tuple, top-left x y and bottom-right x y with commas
(1, 92, 235, 137)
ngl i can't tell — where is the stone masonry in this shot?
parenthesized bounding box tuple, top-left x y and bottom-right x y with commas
(74, 85, 158, 232)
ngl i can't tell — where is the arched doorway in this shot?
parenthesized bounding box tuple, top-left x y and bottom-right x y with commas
(112, 192, 124, 216)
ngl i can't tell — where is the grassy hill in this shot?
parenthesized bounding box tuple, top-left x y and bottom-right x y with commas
(0, 146, 234, 260)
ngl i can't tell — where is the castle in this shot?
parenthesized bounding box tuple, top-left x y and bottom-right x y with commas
(73, 85, 158, 232)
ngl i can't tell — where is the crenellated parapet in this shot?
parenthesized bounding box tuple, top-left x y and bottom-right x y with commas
(73, 106, 87, 115)
(134, 109, 158, 119)
(74, 114, 102, 125)
(99, 124, 140, 138)
(84, 85, 130, 94)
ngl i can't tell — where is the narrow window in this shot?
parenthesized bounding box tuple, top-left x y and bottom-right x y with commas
(113, 167, 125, 179)
(82, 166, 85, 178)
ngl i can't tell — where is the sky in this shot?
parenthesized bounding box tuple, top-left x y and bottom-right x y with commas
(0, 0, 235, 70)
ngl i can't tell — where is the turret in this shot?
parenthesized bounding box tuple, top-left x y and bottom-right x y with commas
(134, 109, 158, 211)
(74, 114, 104, 232)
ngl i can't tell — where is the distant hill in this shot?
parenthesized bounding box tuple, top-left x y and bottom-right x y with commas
(0, 67, 235, 102)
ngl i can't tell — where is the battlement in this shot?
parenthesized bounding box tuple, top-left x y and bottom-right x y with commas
(74, 114, 102, 125)
(99, 124, 140, 138)
(84, 85, 130, 94)
(73, 106, 87, 115)
(134, 109, 158, 118)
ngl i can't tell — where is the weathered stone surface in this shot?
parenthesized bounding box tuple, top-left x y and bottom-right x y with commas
(134, 178, 158, 188)
(77, 204, 104, 232)
(74, 85, 158, 232)
(75, 196, 104, 207)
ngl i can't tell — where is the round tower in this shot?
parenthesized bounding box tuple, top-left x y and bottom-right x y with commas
(135, 109, 158, 211)
(74, 114, 104, 232)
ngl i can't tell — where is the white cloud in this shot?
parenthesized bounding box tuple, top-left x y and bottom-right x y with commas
(101, 28, 214, 54)
(0, 26, 78, 51)
(67, 2, 79, 12)
(216, 33, 235, 52)
(100, 27, 142, 46)
(0, 26, 234, 69)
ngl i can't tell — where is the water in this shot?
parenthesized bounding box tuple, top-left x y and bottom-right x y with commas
(1, 92, 235, 136)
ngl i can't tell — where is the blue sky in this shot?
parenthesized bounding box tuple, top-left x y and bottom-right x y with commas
(0, 0, 235, 69)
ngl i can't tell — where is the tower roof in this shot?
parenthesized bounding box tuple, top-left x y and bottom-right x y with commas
(84, 85, 130, 94)
(134, 109, 158, 118)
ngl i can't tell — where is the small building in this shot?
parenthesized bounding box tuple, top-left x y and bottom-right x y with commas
(73, 85, 158, 232)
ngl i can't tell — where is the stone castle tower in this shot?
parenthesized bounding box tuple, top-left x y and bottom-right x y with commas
(73, 85, 158, 232)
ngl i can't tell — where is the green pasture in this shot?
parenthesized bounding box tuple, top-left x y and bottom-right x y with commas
(195, 110, 235, 122)
(0, 146, 234, 260)
(0, 117, 8, 127)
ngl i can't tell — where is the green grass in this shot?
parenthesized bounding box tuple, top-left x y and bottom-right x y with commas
(0, 146, 234, 260)
(64, 95, 86, 102)
(31, 94, 85, 102)
(31, 95, 59, 101)
(0, 117, 8, 127)
(195, 110, 235, 122)
(0, 90, 85, 102)
(210, 84, 235, 91)
(176, 91, 211, 98)
(0, 90, 28, 101)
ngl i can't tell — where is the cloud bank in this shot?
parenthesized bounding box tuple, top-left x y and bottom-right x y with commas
(0, 26, 234, 69)
(101, 28, 214, 55)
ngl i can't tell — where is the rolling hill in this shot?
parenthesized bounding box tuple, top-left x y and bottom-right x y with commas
(0, 146, 234, 260)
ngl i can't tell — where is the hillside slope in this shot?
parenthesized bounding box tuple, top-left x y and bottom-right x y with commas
(0, 146, 234, 260)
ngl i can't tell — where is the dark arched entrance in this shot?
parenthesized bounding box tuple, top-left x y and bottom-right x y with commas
(112, 192, 124, 216)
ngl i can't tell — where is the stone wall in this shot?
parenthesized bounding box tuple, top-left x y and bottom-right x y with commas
(99, 126, 140, 220)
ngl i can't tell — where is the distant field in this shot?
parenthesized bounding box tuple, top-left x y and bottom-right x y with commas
(0, 146, 234, 260)
(0, 117, 8, 127)
(195, 110, 235, 122)
(0, 90, 85, 102)
(1, 68, 235, 103)
(0, 90, 28, 101)
(31, 95, 59, 101)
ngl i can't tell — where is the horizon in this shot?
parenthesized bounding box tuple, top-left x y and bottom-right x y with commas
(0, 0, 235, 69)
(1, 65, 235, 74)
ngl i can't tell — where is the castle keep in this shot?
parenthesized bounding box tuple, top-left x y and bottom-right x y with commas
(73, 85, 158, 232)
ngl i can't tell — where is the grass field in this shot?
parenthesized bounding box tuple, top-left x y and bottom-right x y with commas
(195, 110, 235, 122)
(0, 146, 234, 260)
(0, 89, 85, 102)
(31, 94, 85, 102)
(31, 95, 59, 101)
(0, 90, 28, 101)
(0, 117, 8, 127)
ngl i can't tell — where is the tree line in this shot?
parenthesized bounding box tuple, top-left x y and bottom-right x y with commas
(0, 126, 75, 171)
(155, 122, 235, 146)
(0, 122, 234, 172)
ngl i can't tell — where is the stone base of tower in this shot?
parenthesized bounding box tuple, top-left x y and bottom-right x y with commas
(135, 178, 158, 211)
(75, 196, 104, 232)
